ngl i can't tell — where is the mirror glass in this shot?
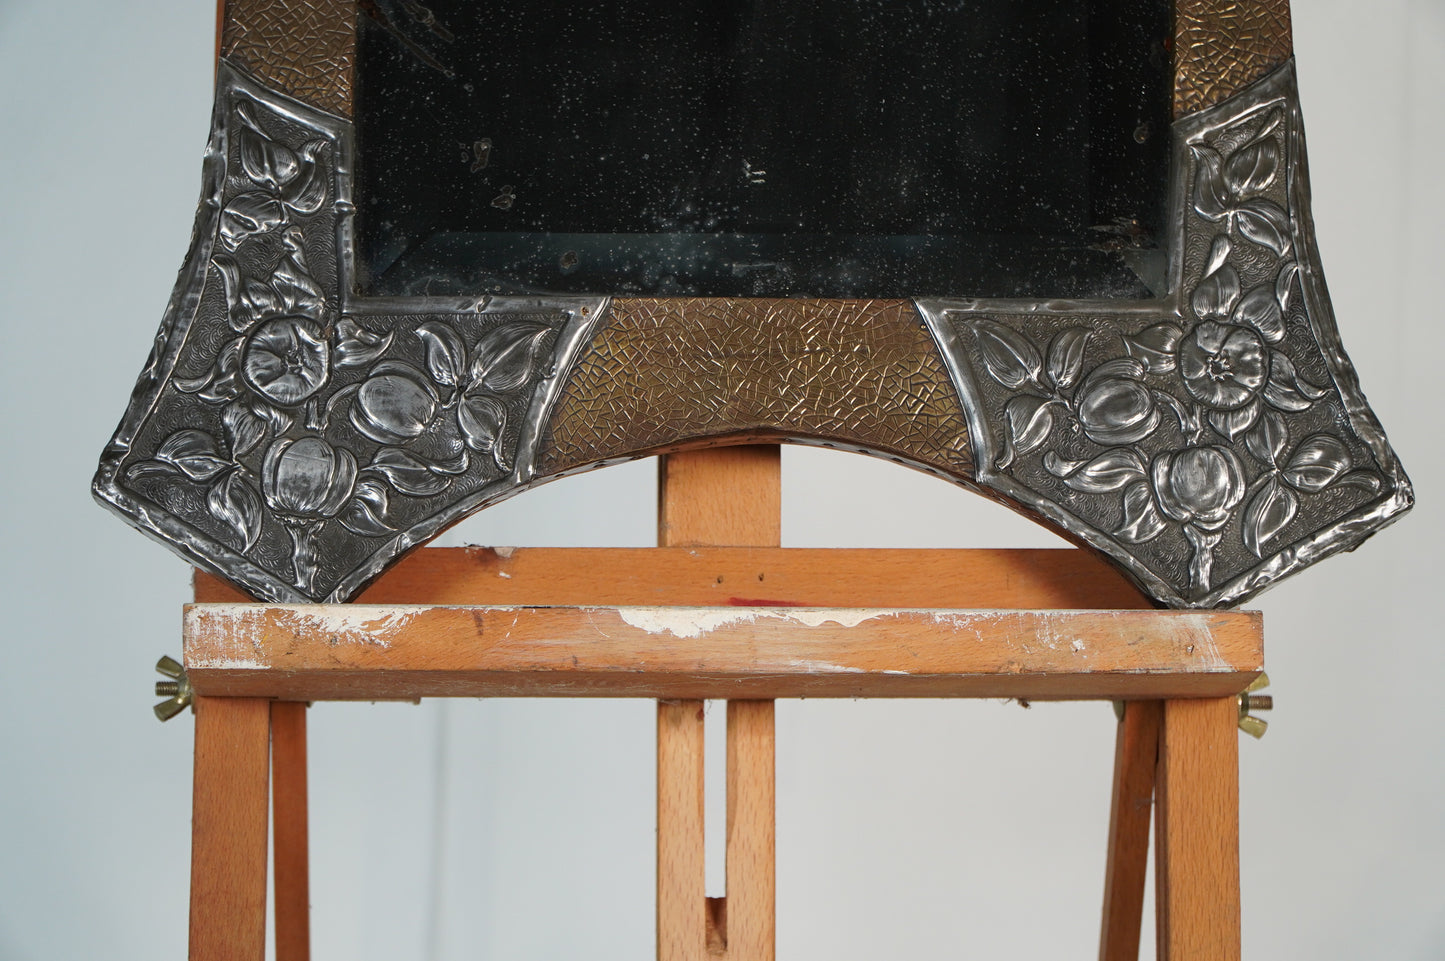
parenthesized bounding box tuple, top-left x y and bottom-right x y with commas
(356, 0, 1172, 299)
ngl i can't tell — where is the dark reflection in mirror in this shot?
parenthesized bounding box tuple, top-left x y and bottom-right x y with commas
(356, 1, 1171, 299)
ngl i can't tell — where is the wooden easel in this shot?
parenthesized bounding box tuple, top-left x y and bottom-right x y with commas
(185, 446, 1259, 961)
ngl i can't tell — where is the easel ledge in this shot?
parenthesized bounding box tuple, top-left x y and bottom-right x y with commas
(187, 548, 1261, 702)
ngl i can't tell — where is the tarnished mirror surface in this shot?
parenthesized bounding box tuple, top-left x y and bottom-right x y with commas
(358, 0, 1172, 299)
(94, 0, 1412, 607)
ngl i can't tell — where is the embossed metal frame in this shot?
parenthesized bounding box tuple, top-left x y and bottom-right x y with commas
(94, 0, 1412, 607)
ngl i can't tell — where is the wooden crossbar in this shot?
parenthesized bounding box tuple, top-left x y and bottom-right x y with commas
(193, 546, 1156, 610)
(182, 603, 1261, 701)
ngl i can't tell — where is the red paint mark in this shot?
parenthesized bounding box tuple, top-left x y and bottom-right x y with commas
(727, 597, 807, 607)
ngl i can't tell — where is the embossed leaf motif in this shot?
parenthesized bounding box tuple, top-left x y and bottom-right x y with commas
(1191, 263, 1241, 321)
(1263, 352, 1328, 412)
(1282, 435, 1350, 493)
(1243, 474, 1299, 557)
(219, 192, 285, 251)
(972, 319, 1043, 390)
(1190, 145, 1232, 222)
(176, 337, 244, 403)
(223, 400, 269, 458)
(238, 103, 301, 189)
(1116, 481, 1168, 544)
(1232, 285, 1285, 345)
(1047, 328, 1090, 390)
(280, 142, 329, 216)
(1244, 409, 1289, 467)
(1123, 323, 1183, 375)
(1224, 136, 1279, 198)
(998, 395, 1055, 469)
(366, 448, 451, 496)
(1208, 402, 1261, 444)
(207, 471, 263, 552)
(1044, 449, 1147, 493)
(458, 393, 513, 470)
(416, 321, 467, 387)
(339, 479, 396, 537)
(334, 319, 394, 369)
(128, 430, 231, 482)
(1235, 200, 1292, 257)
(469, 322, 555, 392)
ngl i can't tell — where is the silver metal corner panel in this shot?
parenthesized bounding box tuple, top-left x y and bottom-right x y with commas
(918, 62, 1411, 608)
(94, 63, 607, 602)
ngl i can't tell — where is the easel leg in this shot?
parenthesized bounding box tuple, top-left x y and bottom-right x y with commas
(1099, 700, 1162, 961)
(190, 696, 270, 961)
(1155, 697, 1241, 961)
(658, 699, 708, 961)
(726, 700, 776, 961)
(271, 701, 310, 961)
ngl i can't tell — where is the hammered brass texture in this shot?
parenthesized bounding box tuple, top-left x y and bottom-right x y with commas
(1174, 0, 1292, 117)
(540, 299, 974, 479)
(221, 0, 355, 118)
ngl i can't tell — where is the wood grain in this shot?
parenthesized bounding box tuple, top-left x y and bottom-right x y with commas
(183, 604, 1262, 701)
(1099, 700, 1163, 961)
(658, 699, 708, 961)
(725, 701, 775, 961)
(659, 447, 782, 547)
(270, 701, 310, 961)
(659, 446, 780, 960)
(190, 696, 270, 961)
(194, 546, 1154, 610)
(1156, 697, 1241, 961)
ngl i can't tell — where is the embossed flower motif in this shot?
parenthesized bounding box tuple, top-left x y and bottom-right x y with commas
(1178, 321, 1267, 411)
(242, 318, 330, 407)
(261, 436, 357, 520)
(1151, 445, 1247, 532)
(349, 361, 440, 444)
(1074, 360, 1160, 446)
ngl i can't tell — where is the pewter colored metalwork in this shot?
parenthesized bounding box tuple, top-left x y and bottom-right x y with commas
(97, 59, 1409, 608)
(918, 63, 1411, 609)
(94, 63, 605, 603)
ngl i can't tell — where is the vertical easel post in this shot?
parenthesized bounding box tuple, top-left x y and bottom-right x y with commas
(658, 445, 780, 961)
(1156, 697, 1241, 961)
(271, 701, 311, 961)
(190, 696, 271, 961)
(1099, 700, 1162, 961)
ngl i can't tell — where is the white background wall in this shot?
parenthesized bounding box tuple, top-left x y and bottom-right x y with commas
(1, 2, 1440, 958)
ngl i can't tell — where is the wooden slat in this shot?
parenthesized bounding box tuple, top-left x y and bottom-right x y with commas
(194, 546, 1153, 610)
(1156, 697, 1241, 961)
(271, 701, 310, 961)
(725, 701, 775, 960)
(659, 447, 782, 547)
(190, 696, 270, 961)
(658, 699, 708, 961)
(1099, 700, 1163, 961)
(184, 604, 1262, 700)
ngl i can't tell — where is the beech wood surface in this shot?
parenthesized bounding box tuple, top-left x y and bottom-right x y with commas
(1099, 700, 1163, 961)
(183, 604, 1261, 700)
(658, 446, 780, 960)
(1156, 697, 1241, 961)
(725, 700, 776, 960)
(657, 699, 708, 961)
(189, 696, 270, 961)
(193, 546, 1154, 610)
(270, 701, 310, 961)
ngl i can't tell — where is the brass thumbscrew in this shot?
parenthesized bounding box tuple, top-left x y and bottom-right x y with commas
(1238, 672, 1273, 739)
(153, 655, 193, 722)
